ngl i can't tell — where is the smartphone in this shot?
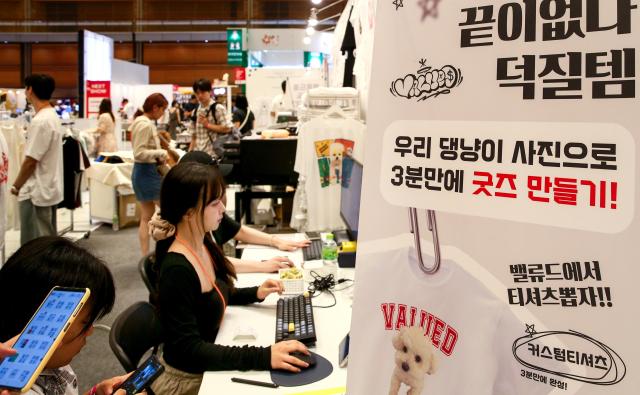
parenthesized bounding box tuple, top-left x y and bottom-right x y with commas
(115, 355, 164, 395)
(338, 332, 350, 368)
(305, 231, 321, 240)
(0, 287, 90, 393)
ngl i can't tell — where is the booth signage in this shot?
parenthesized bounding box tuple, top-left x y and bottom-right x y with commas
(233, 67, 246, 84)
(227, 28, 247, 66)
(348, 1, 639, 395)
(85, 80, 110, 118)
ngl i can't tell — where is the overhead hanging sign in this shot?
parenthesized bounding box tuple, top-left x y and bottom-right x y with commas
(227, 28, 247, 66)
(348, 1, 638, 395)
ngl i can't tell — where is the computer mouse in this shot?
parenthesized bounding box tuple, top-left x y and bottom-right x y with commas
(290, 351, 317, 368)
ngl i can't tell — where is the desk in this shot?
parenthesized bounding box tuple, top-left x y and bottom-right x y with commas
(198, 239, 353, 395)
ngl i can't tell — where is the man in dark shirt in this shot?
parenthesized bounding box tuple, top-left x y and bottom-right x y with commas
(182, 95, 199, 123)
(181, 151, 311, 272)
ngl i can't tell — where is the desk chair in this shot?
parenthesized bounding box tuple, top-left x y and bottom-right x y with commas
(109, 301, 163, 373)
(235, 138, 298, 224)
(138, 253, 159, 306)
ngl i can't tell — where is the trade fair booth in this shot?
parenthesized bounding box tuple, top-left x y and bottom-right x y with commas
(0, 1, 638, 395)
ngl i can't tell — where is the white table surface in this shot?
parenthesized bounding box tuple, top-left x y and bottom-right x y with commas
(197, 238, 353, 395)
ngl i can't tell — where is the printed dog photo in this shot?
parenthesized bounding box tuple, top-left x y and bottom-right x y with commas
(389, 326, 438, 395)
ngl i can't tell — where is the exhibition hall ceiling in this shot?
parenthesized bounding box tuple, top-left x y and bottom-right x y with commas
(0, 0, 335, 32)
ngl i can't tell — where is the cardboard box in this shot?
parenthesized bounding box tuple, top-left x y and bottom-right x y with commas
(118, 193, 140, 229)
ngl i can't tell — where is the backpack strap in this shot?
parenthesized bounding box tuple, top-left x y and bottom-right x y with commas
(206, 103, 218, 125)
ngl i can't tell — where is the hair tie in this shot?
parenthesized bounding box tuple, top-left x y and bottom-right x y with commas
(148, 211, 176, 241)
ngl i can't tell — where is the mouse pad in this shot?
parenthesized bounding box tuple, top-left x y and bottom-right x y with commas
(270, 352, 333, 387)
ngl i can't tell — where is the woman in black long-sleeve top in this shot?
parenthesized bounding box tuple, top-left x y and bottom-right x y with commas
(149, 162, 310, 395)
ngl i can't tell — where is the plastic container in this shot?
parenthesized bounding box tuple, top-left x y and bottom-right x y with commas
(322, 233, 339, 265)
(279, 267, 305, 295)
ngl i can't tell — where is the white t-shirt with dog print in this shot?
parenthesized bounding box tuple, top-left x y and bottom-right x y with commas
(291, 117, 365, 232)
(348, 241, 554, 395)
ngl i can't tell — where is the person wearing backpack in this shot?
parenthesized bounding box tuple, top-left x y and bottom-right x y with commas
(188, 79, 233, 159)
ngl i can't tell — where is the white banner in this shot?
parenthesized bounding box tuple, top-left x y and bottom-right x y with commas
(349, 1, 638, 394)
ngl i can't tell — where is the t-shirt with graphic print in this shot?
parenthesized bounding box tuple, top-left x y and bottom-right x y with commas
(347, 243, 554, 395)
(26, 365, 78, 395)
(292, 117, 365, 231)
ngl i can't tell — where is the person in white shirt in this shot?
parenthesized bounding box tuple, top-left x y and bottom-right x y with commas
(95, 99, 117, 153)
(269, 80, 293, 124)
(10, 74, 64, 246)
(118, 98, 136, 121)
(188, 78, 233, 159)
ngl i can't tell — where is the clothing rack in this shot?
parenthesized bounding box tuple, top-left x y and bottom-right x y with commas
(58, 121, 91, 240)
(297, 88, 361, 123)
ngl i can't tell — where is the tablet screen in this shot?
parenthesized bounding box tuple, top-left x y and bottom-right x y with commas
(0, 288, 87, 390)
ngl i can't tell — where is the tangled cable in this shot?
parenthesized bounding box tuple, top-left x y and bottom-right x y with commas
(307, 271, 354, 308)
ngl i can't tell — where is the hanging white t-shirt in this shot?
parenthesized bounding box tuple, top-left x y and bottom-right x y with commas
(2, 121, 25, 230)
(292, 117, 365, 231)
(18, 107, 64, 207)
(348, 243, 553, 395)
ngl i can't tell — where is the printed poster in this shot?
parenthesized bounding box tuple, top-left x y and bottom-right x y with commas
(348, 1, 638, 395)
(85, 80, 111, 118)
(314, 138, 356, 188)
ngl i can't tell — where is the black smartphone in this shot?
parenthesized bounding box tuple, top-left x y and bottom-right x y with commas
(338, 332, 350, 368)
(115, 355, 164, 395)
(305, 231, 321, 240)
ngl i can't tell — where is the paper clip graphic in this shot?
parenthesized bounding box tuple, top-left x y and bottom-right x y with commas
(408, 208, 441, 274)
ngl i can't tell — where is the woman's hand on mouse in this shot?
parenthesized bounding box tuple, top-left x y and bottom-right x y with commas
(257, 279, 284, 299)
(260, 257, 293, 273)
(270, 340, 309, 372)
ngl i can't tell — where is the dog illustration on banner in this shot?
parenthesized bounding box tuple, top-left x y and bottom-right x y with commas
(391, 58, 463, 102)
(389, 326, 438, 395)
(314, 138, 355, 188)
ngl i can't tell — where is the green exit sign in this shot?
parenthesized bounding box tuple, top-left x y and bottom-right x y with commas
(227, 28, 247, 66)
(304, 51, 324, 68)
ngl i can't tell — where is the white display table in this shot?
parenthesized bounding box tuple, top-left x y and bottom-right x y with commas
(198, 239, 353, 394)
(85, 159, 138, 230)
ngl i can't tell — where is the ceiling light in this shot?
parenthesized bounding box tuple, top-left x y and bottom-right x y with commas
(303, 36, 311, 45)
(306, 26, 315, 36)
(311, 0, 322, 4)
(308, 8, 318, 27)
(204, 39, 209, 43)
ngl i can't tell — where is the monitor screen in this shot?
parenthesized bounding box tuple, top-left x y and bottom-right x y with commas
(340, 159, 363, 240)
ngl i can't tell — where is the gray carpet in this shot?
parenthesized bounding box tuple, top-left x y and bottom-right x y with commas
(72, 224, 148, 392)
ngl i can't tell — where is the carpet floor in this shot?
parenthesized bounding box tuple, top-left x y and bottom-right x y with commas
(72, 224, 148, 392)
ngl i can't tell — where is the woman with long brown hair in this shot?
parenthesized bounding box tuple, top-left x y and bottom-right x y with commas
(95, 98, 117, 153)
(149, 162, 310, 395)
(131, 93, 169, 255)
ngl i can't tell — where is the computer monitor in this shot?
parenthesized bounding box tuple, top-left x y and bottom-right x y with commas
(276, 112, 298, 124)
(239, 138, 298, 186)
(340, 159, 363, 240)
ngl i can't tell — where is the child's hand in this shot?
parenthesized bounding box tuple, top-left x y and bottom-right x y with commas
(87, 373, 131, 395)
(0, 342, 16, 362)
(0, 343, 19, 395)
